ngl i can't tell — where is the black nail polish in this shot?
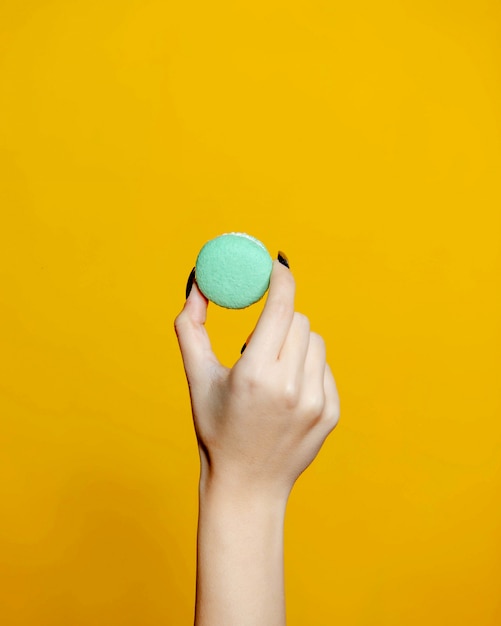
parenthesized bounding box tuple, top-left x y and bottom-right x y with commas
(277, 251, 290, 269)
(240, 342, 247, 354)
(185, 267, 196, 299)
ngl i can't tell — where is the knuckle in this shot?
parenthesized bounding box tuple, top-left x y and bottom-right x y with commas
(322, 402, 341, 432)
(310, 331, 325, 351)
(233, 364, 265, 392)
(311, 393, 326, 417)
(303, 392, 325, 421)
(173, 311, 186, 335)
(294, 311, 310, 331)
(294, 313, 311, 339)
(282, 380, 300, 408)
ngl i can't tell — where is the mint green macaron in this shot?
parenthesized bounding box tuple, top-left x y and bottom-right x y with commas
(195, 233, 273, 309)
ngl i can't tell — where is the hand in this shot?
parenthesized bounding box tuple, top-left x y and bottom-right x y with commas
(174, 259, 340, 502)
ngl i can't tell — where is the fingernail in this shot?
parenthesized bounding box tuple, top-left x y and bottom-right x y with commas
(241, 331, 253, 354)
(277, 251, 290, 269)
(185, 267, 196, 299)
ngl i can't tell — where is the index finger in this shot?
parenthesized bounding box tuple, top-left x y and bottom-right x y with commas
(242, 260, 296, 363)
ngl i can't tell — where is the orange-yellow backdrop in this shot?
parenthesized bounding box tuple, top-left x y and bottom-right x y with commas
(1, 1, 500, 624)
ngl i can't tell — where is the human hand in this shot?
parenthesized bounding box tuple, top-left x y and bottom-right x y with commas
(174, 258, 340, 503)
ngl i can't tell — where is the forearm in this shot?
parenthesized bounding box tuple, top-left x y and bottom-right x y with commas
(195, 477, 288, 626)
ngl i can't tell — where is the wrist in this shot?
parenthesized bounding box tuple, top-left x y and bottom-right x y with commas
(199, 464, 290, 517)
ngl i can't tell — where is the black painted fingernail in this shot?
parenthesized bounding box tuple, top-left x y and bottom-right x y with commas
(240, 342, 247, 354)
(185, 267, 196, 299)
(277, 251, 290, 269)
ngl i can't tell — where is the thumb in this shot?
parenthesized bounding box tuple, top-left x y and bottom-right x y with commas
(174, 273, 220, 384)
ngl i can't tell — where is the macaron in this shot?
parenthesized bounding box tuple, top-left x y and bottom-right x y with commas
(195, 233, 273, 309)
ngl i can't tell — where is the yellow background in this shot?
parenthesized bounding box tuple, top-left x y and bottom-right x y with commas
(1, 1, 500, 624)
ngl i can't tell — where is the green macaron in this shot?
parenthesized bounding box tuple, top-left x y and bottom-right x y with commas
(195, 233, 273, 309)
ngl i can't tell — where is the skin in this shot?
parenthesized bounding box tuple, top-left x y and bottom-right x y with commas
(175, 260, 340, 626)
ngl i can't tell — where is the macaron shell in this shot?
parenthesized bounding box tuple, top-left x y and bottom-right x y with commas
(195, 233, 273, 309)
